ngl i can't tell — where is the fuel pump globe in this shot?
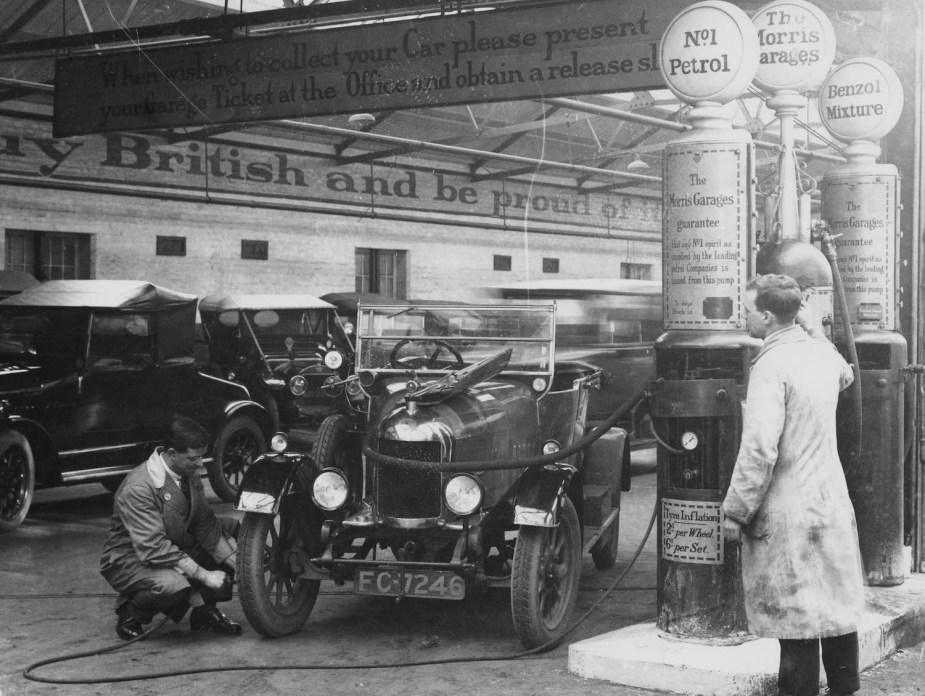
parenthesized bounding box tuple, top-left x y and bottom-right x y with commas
(659, 0, 759, 105)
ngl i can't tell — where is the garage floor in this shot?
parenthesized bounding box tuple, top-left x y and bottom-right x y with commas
(1, 449, 922, 696)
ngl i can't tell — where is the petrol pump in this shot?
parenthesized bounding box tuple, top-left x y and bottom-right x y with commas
(818, 58, 907, 586)
(649, 1, 760, 642)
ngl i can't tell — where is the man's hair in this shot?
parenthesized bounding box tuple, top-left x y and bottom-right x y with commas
(165, 415, 210, 452)
(746, 274, 802, 323)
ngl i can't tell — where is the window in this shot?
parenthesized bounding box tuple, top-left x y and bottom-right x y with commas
(355, 248, 407, 298)
(542, 257, 559, 273)
(493, 255, 512, 271)
(620, 262, 652, 280)
(5, 230, 91, 280)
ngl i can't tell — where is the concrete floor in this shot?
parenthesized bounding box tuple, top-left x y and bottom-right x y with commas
(1, 448, 923, 696)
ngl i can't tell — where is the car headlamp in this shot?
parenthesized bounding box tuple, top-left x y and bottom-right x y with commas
(324, 350, 344, 370)
(270, 432, 289, 453)
(542, 440, 561, 455)
(444, 474, 483, 516)
(532, 377, 548, 392)
(312, 469, 349, 511)
(289, 374, 307, 395)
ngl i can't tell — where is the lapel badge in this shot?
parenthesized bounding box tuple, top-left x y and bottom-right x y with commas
(165, 493, 172, 501)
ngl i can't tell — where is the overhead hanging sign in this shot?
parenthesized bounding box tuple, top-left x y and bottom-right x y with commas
(53, 0, 687, 137)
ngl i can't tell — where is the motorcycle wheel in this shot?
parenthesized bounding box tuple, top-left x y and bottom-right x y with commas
(590, 513, 620, 569)
(510, 496, 581, 649)
(0, 431, 34, 534)
(208, 415, 266, 503)
(238, 503, 320, 637)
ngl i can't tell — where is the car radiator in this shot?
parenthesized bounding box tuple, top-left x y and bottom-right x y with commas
(375, 440, 442, 518)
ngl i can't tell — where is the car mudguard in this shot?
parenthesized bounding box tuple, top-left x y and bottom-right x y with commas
(234, 452, 315, 515)
(513, 463, 577, 527)
(584, 426, 631, 495)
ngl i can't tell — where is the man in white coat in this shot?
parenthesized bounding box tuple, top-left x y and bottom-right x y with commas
(722, 274, 865, 696)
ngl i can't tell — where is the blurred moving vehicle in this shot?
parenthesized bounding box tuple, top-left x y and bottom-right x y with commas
(484, 279, 661, 443)
(234, 302, 630, 649)
(0, 280, 272, 532)
(198, 294, 359, 433)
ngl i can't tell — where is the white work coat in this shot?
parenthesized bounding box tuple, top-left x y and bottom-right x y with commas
(722, 325, 865, 639)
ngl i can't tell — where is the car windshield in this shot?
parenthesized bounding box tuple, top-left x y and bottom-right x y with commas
(0, 308, 86, 359)
(356, 304, 555, 375)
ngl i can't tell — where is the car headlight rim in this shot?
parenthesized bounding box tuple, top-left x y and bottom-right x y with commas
(324, 350, 344, 370)
(444, 474, 483, 516)
(312, 468, 349, 511)
(289, 374, 307, 395)
(270, 432, 289, 453)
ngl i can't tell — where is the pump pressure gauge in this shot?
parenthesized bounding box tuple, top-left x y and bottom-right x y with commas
(681, 431, 699, 451)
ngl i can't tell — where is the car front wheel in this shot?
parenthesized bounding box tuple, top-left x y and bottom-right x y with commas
(0, 431, 35, 534)
(511, 496, 581, 649)
(208, 415, 266, 502)
(238, 497, 321, 637)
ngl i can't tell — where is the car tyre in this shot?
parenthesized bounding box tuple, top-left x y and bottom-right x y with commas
(314, 413, 349, 470)
(209, 415, 266, 503)
(0, 431, 35, 534)
(590, 513, 620, 569)
(238, 500, 321, 637)
(511, 496, 581, 649)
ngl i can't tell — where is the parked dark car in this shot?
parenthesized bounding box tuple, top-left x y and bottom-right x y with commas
(198, 294, 360, 434)
(234, 302, 630, 648)
(0, 280, 272, 532)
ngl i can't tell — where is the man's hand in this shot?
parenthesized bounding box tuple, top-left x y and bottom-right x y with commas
(194, 568, 228, 590)
(722, 517, 743, 544)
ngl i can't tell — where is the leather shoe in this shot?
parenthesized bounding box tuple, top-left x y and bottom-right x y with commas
(116, 610, 146, 641)
(190, 605, 242, 636)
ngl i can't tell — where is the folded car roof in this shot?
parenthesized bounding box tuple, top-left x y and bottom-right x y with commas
(199, 294, 335, 312)
(0, 280, 196, 310)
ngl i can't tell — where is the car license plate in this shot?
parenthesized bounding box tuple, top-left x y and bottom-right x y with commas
(355, 568, 465, 600)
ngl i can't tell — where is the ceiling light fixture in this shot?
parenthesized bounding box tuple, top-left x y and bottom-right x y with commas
(346, 113, 376, 130)
(626, 154, 650, 172)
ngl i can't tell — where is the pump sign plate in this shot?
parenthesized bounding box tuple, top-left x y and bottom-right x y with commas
(662, 498, 724, 564)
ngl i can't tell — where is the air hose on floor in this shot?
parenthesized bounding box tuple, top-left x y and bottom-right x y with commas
(23, 487, 659, 684)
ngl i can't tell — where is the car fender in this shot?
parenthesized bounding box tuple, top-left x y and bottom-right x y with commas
(234, 452, 316, 515)
(513, 463, 578, 527)
(223, 399, 273, 435)
(584, 426, 631, 495)
(3, 416, 58, 483)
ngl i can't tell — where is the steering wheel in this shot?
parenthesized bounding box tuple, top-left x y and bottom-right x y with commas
(388, 338, 464, 370)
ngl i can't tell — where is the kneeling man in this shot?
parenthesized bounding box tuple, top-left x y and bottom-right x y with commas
(100, 415, 242, 639)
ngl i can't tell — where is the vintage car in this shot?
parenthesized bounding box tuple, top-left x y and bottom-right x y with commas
(234, 302, 630, 648)
(0, 280, 272, 532)
(197, 294, 361, 434)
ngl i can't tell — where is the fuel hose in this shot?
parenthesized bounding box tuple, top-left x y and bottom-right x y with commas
(361, 387, 646, 472)
(818, 224, 863, 476)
